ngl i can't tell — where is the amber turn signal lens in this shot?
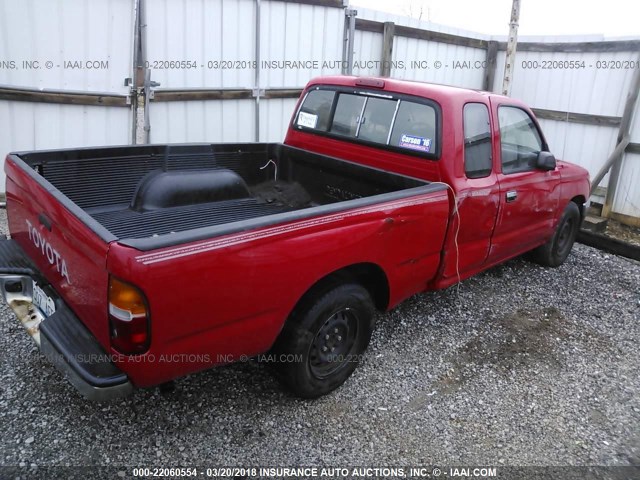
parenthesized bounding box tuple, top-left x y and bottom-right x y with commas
(108, 277, 150, 354)
(109, 277, 147, 321)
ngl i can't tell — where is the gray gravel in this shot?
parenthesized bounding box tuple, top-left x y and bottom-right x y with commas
(0, 207, 639, 470)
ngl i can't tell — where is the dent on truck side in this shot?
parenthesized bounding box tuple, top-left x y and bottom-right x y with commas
(557, 161, 591, 221)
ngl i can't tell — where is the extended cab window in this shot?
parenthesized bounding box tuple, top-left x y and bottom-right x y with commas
(498, 106, 543, 174)
(295, 88, 438, 156)
(463, 103, 492, 178)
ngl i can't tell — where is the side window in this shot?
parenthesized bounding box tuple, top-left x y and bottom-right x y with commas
(463, 103, 492, 178)
(295, 89, 335, 131)
(389, 101, 437, 154)
(498, 106, 543, 174)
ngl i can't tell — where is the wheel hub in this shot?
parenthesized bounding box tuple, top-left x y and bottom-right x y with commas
(309, 308, 357, 378)
(557, 217, 575, 254)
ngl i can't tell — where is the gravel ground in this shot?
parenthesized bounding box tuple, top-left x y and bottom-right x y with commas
(0, 207, 639, 472)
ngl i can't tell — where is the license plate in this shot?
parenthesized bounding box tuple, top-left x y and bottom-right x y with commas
(32, 280, 56, 317)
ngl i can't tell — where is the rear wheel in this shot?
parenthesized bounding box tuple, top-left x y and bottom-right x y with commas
(272, 283, 375, 398)
(530, 202, 581, 267)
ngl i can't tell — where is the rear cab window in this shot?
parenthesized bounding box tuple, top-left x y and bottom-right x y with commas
(294, 87, 440, 159)
(296, 89, 335, 131)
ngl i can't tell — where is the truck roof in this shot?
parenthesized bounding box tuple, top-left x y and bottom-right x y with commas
(307, 75, 510, 104)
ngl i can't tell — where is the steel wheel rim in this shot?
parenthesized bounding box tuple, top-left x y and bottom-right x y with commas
(308, 308, 358, 379)
(557, 217, 575, 257)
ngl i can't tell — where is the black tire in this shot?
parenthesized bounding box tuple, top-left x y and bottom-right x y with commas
(271, 283, 375, 398)
(530, 202, 581, 267)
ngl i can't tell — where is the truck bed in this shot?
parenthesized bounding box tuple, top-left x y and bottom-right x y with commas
(90, 198, 290, 240)
(14, 143, 439, 250)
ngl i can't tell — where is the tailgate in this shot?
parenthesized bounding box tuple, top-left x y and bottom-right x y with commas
(4, 154, 113, 347)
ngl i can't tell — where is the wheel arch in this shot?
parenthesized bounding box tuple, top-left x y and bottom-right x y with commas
(570, 194, 586, 220)
(291, 262, 390, 316)
(270, 263, 385, 398)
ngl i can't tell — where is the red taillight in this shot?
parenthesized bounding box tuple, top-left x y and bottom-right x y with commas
(108, 277, 150, 354)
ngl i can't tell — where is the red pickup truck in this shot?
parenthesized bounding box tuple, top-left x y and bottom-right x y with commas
(1, 76, 589, 401)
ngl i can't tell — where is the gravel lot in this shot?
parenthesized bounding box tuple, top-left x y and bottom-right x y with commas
(0, 207, 639, 472)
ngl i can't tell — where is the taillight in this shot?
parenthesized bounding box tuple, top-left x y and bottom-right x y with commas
(108, 277, 150, 354)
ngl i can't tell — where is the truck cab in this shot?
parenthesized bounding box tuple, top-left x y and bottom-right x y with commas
(285, 76, 590, 287)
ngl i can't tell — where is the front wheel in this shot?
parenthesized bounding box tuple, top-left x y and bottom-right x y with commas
(530, 202, 581, 267)
(271, 283, 375, 398)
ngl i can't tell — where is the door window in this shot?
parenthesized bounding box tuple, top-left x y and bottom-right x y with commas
(498, 106, 543, 174)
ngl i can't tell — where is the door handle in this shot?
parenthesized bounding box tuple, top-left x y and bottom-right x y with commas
(506, 191, 517, 203)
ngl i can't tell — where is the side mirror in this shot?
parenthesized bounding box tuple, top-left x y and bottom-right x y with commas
(536, 151, 556, 171)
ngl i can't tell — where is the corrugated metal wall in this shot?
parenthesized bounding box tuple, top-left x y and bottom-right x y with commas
(146, 0, 344, 144)
(390, 35, 487, 88)
(493, 47, 635, 170)
(0, 0, 134, 187)
(0, 1, 638, 223)
(146, 0, 255, 90)
(350, 7, 640, 221)
(0, 0, 133, 92)
(0, 102, 131, 149)
(492, 46, 639, 219)
(616, 101, 640, 219)
(354, 7, 489, 88)
(259, 1, 345, 87)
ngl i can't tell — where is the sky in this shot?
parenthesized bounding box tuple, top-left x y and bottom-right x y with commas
(352, 0, 640, 37)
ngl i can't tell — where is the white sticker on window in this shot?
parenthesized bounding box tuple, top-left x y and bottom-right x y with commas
(297, 111, 318, 129)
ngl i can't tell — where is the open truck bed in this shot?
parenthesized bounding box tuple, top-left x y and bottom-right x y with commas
(16, 143, 435, 250)
(3, 139, 450, 398)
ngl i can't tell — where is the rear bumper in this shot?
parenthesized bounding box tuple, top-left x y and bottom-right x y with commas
(0, 238, 132, 401)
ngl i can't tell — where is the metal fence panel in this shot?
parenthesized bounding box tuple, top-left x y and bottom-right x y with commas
(391, 36, 486, 88)
(0, 0, 134, 188)
(149, 99, 255, 143)
(352, 29, 384, 76)
(145, 0, 345, 90)
(493, 48, 638, 117)
(260, 2, 345, 88)
(145, 0, 256, 90)
(536, 119, 619, 179)
(612, 97, 640, 219)
(612, 152, 640, 218)
(259, 98, 299, 141)
(353, 7, 490, 89)
(149, 97, 297, 144)
(493, 45, 639, 219)
(0, 0, 133, 93)
(0, 101, 131, 186)
(1, 1, 639, 224)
